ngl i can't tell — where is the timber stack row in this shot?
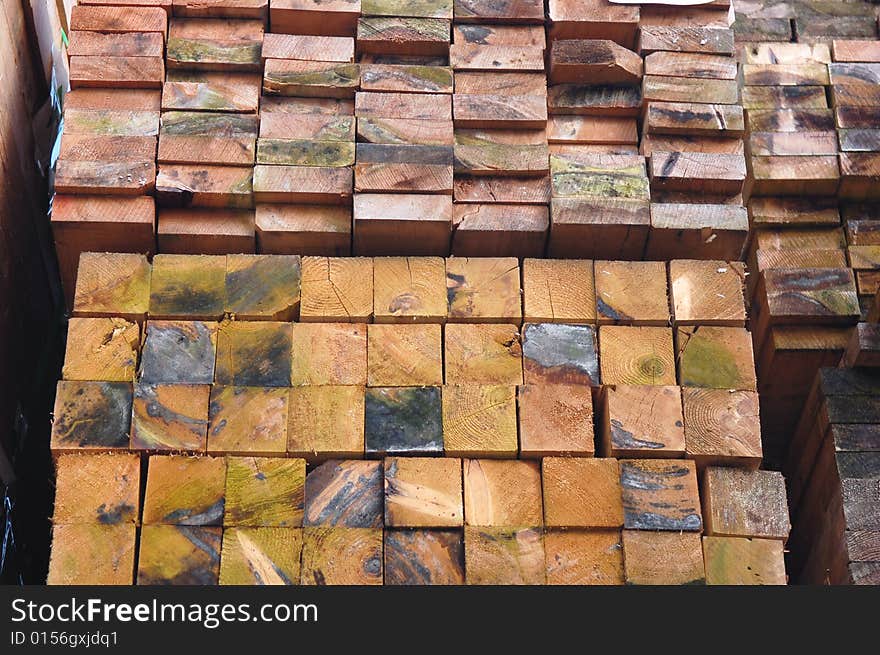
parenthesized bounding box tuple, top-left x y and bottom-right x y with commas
(47, 251, 790, 584)
(52, 0, 753, 309)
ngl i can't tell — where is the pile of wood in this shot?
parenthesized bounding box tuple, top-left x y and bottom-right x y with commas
(45, 453, 790, 586)
(51, 0, 763, 310)
(734, 1, 879, 45)
(740, 41, 861, 467)
(784, 366, 880, 584)
(46, 250, 792, 584)
(639, 2, 748, 263)
(48, 451, 792, 585)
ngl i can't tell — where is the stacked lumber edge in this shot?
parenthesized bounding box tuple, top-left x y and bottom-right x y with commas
(732, 1, 880, 585)
(43, 0, 880, 586)
(52, 0, 753, 311)
(48, 251, 790, 585)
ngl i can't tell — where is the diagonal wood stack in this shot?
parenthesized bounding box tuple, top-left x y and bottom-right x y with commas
(42, 0, 880, 586)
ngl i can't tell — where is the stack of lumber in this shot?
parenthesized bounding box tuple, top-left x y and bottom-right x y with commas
(734, 1, 879, 46)
(544, 1, 645, 259)
(639, 1, 749, 262)
(53, 4, 167, 302)
(740, 39, 858, 467)
(450, 2, 549, 257)
(784, 367, 880, 585)
(47, 451, 791, 585)
(46, 250, 792, 584)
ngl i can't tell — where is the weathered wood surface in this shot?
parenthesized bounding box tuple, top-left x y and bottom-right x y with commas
(518, 383, 594, 458)
(446, 257, 521, 323)
(50, 381, 133, 452)
(384, 530, 464, 585)
(702, 467, 790, 540)
(385, 457, 462, 527)
(270, 0, 361, 37)
(166, 18, 263, 72)
(262, 33, 354, 63)
(290, 323, 367, 384)
(208, 387, 289, 455)
(215, 321, 293, 387)
(131, 384, 210, 451)
(595, 260, 668, 326)
(143, 455, 225, 525)
(62, 318, 139, 383)
(548, 84, 641, 117)
(444, 323, 522, 385)
(542, 457, 622, 528)
(53, 453, 140, 525)
(163, 72, 261, 113)
(549, 39, 642, 85)
(357, 17, 450, 56)
(682, 388, 762, 468)
(301, 527, 383, 585)
(678, 326, 756, 391)
(703, 536, 786, 585)
(601, 385, 685, 458)
(544, 530, 624, 586)
(224, 456, 305, 526)
(263, 60, 359, 98)
(138, 525, 222, 585)
(464, 527, 545, 585)
(48, 524, 136, 585)
(548, 0, 639, 48)
(599, 326, 676, 386)
(304, 460, 383, 528)
(522, 322, 600, 386)
(442, 385, 518, 457)
(364, 386, 443, 455)
(451, 203, 547, 258)
(219, 527, 302, 585)
(368, 323, 442, 386)
(623, 530, 705, 585)
(619, 459, 702, 532)
(287, 386, 365, 461)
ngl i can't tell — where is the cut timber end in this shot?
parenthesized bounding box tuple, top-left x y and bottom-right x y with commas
(300, 256, 373, 322)
(384, 457, 463, 528)
(215, 321, 293, 387)
(464, 526, 546, 585)
(148, 254, 226, 320)
(287, 386, 365, 462)
(444, 323, 523, 385)
(62, 318, 140, 382)
(130, 383, 210, 452)
(463, 459, 542, 527)
(518, 384, 594, 458)
(304, 460, 383, 528)
(142, 455, 225, 526)
(53, 453, 140, 525)
(47, 524, 136, 585)
(290, 323, 367, 385)
(442, 385, 517, 457)
(544, 530, 624, 586)
(137, 525, 222, 585)
(703, 536, 786, 585)
(522, 259, 596, 324)
(207, 387, 289, 456)
(224, 456, 306, 527)
(521, 322, 599, 386)
(542, 457, 623, 529)
(219, 527, 303, 585)
(51, 380, 132, 453)
(682, 388, 762, 469)
(373, 256, 447, 323)
(702, 467, 790, 540)
(445, 256, 521, 324)
(622, 530, 705, 585)
(384, 529, 464, 585)
(595, 260, 669, 326)
(367, 324, 443, 386)
(619, 459, 702, 532)
(598, 326, 676, 386)
(301, 527, 383, 585)
(72, 252, 151, 322)
(601, 385, 685, 459)
(364, 386, 443, 455)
